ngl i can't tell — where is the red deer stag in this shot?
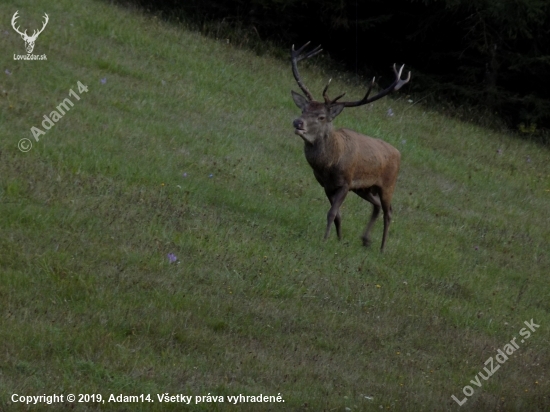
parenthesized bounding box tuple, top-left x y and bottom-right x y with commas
(290, 42, 410, 251)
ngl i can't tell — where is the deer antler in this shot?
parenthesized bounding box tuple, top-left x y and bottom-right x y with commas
(29, 13, 49, 40)
(11, 11, 27, 37)
(338, 64, 411, 108)
(11, 11, 49, 41)
(291, 42, 323, 101)
(292, 41, 410, 106)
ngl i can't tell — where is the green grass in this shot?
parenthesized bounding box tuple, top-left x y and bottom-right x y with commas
(1, 1, 549, 411)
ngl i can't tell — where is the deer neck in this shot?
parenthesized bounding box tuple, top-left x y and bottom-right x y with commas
(304, 127, 342, 169)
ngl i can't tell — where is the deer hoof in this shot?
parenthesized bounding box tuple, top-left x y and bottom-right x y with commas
(362, 237, 372, 247)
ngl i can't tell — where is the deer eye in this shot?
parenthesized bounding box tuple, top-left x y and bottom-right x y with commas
(318, 115, 326, 121)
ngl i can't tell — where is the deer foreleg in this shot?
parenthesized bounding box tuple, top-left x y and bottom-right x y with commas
(324, 186, 348, 240)
(360, 189, 382, 247)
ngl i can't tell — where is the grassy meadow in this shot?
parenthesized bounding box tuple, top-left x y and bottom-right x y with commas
(1, 0, 549, 410)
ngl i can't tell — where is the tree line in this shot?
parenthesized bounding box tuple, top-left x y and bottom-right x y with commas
(122, 0, 550, 137)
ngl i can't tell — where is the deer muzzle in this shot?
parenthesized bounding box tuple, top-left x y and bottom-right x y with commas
(293, 118, 306, 135)
(292, 118, 315, 144)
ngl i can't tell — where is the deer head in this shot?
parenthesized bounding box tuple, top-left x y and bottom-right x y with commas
(11, 11, 49, 54)
(290, 42, 410, 145)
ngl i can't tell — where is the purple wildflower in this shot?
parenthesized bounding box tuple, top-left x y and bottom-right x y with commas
(100, 78, 107, 84)
(167, 253, 177, 263)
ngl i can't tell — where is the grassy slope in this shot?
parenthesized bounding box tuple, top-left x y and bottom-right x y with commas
(1, 0, 549, 410)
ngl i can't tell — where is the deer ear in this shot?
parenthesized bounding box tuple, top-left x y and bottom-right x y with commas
(328, 103, 345, 120)
(291, 90, 308, 110)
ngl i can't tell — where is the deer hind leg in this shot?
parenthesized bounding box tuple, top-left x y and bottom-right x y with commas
(379, 189, 394, 252)
(354, 188, 381, 247)
(324, 186, 348, 240)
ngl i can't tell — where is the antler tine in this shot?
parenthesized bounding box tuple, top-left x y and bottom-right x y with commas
(300, 45, 322, 62)
(322, 78, 347, 104)
(337, 77, 375, 108)
(291, 42, 322, 101)
(331, 93, 346, 103)
(291, 41, 309, 53)
(342, 64, 411, 108)
(394, 63, 403, 78)
(11, 11, 27, 36)
(30, 13, 49, 39)
(365, 77, 376, 99)
(322, 79, 332, 103)
(393, 63, 411, 91)
(39, 13, 49, 31)
(292, 42, 323, 61)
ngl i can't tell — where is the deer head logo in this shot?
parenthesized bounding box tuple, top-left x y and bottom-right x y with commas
(11, 11, 49, 54)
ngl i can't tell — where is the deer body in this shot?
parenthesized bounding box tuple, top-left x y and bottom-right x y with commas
(304, 128, 400, 192)
(290, 43, 409, 251)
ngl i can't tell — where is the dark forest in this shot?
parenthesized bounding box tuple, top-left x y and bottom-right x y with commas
(123, 0, 550, 136)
